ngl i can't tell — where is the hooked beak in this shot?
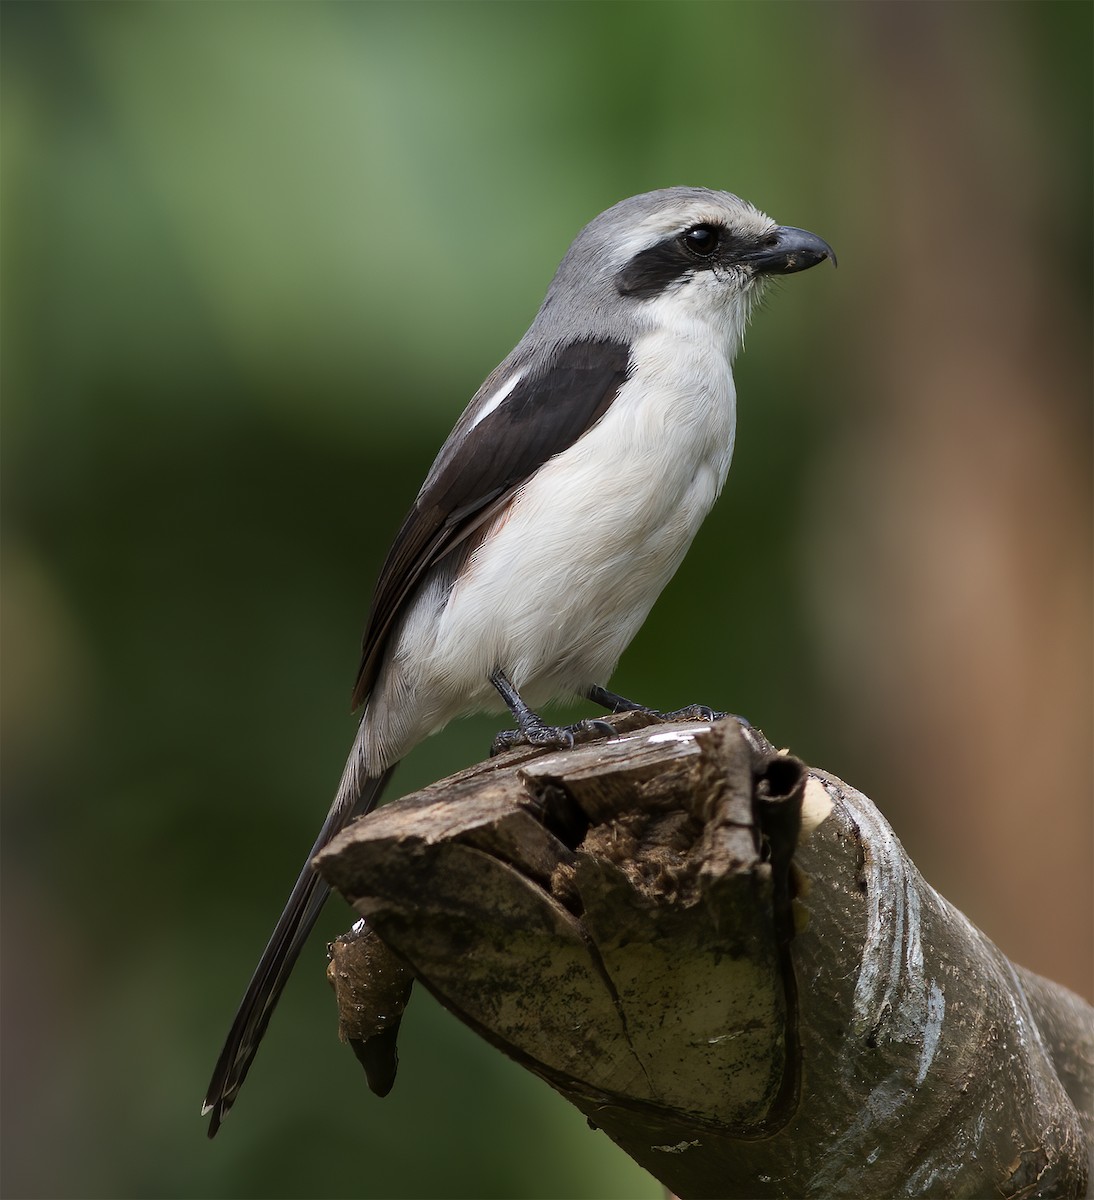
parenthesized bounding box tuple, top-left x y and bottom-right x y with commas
(743, 226, 837, 275)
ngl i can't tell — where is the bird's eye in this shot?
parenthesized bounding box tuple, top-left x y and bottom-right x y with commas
(681, 224, 720, 258)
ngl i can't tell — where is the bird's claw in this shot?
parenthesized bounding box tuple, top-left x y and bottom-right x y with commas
(656, 704, 751, 728)
(490, 717, 616, 757)
(659, 703, 720, 722)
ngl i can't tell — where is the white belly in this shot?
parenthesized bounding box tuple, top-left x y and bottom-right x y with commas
(362, 323, 737, 769)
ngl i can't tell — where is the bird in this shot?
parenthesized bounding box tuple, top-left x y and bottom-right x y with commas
(202, 186, 834, 1135)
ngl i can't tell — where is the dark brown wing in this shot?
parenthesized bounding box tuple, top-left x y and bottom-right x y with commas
(351, 337, 631, 710)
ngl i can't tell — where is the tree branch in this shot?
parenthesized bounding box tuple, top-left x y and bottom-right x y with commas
(315, 716, 1092, 1199)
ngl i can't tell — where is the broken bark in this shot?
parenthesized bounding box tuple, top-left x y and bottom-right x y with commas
(315, 715, 1092, 1199)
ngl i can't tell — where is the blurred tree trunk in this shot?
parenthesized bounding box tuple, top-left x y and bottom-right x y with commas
(316, 716, 1092, 1199)
(812, 0, 1093, 1000)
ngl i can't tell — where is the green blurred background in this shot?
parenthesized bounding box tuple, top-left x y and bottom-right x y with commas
(2, 3, 1090, 1197)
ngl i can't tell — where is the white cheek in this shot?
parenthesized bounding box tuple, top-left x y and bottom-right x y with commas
(639, 277, 750, 378)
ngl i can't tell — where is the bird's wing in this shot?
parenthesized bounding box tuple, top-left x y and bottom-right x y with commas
(351, 337, 631, 709)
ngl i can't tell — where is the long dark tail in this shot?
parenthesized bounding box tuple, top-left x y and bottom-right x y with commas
(202, 748, 396, 1137)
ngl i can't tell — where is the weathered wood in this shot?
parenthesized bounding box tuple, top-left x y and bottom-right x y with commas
(326, 921, 412, 1097)
(314, 716, 1092, 1199)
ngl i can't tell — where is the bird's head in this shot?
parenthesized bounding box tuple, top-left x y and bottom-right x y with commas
(541, 187, 835, 350)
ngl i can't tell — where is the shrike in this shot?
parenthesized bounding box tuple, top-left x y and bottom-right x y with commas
(203, 186, 834, 1134)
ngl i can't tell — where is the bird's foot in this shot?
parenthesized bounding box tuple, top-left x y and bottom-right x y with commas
(489, 669, 617, 757)
(584, 685, 749, 728)
(490, 716, 616, 758)
(656, 703, 750, 728)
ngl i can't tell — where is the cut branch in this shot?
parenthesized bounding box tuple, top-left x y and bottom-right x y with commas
(316, 716, 1092, 1199)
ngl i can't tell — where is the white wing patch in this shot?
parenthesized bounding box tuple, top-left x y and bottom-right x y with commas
(466, 368, 525, 433)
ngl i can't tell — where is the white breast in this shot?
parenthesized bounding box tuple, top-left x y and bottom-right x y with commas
(361, 314, 738, 769)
